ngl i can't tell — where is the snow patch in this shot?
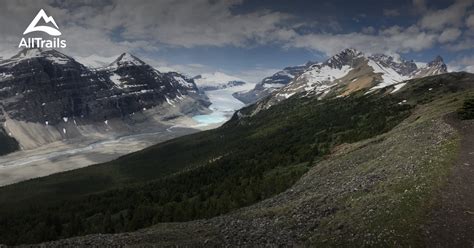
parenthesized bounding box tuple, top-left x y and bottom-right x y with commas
(165, 97, 174, 106)
(109, 73, 123, 87)
(299, 65, 352, 93)
(174, 76, 194, 88)
(368, 59, 409, 90)
(263, 83, 286, 88)
(391, 83, 407, 93)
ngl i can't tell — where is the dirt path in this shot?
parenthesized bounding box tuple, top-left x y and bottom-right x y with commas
(425, 114, 474, 247)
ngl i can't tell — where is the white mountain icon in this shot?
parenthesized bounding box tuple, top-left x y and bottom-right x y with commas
(23, 9, 61, 36)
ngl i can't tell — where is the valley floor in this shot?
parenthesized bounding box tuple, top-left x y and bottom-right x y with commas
(0, 117, 204, 187)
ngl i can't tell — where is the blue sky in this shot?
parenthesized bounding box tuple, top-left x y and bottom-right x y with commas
(0, 0, 473, 82)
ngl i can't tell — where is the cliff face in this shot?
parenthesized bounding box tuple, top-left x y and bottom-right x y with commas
(0, 49, 208, 124)
(0, 49, 210, 150)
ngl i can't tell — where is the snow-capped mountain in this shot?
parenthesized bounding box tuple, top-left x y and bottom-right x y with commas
(193, 72, 247, 91)
(233, 62, 314, 104)
(252, 48, 447, 111)
(0, 49, 210, 149)
(412, 56, 447, 78)
(101, 52, 207, 110)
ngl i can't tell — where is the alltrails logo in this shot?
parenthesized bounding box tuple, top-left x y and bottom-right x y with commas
(19, 9, 67, 49)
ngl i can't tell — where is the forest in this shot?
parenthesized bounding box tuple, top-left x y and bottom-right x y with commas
(0, 92, 413, 245)
(0, 127, 19, 155)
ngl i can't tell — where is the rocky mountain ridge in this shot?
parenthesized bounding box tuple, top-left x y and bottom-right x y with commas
(248, 49, 448, 112)
(0, 49, 210, 150)
(237, 49, 448, 108)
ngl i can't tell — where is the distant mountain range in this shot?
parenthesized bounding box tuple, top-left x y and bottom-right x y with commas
(0, 49, 210, 150)
(235, 49, 447, 105)
(193, 72, 247, 91)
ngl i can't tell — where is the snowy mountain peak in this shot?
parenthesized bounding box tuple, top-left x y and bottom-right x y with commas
(194, 72, 243, 87)
(324, 48, 364, 69)
(428, 55, 445, 67)
(193, 72, 247, 91)
(252, 49, 454, 111)
(110, 53, 146, 68)
(2, 49, 76, 66)
(11, 48, 44, 59)
(413, 55, 447, 78)
(369, 54, 417, 76)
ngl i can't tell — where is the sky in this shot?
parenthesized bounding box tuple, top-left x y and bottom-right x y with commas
(0, 0, 473, 82)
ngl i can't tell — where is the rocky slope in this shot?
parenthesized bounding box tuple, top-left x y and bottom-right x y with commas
(0, 49, 210, 150)
(238, 49, 447, 111)
(233, 62, 313, 104)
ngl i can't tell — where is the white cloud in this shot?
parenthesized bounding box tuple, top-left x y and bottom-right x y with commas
(446, 37, 474, 51)
(438, 28, 462, 43)
(0, 0, 294, 58)
(449, 55, 474, 72)
(291, 25, 437, 56)
(140, 57, 277, 84)
(467, 14, 474, 29)
(67, 0, 294, 50)
(419, 0, 474, 30)
(361, 26, 376, 34)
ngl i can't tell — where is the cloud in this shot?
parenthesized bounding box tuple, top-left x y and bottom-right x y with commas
(145, 57, 278, 84)
(291, 25, 437, 56)
(467, 14, 474, 29)
(66, 0, 294, 50)
(446, 37, 474, 51)
(449, 55, 474, 72)
(361, 26, 376, 34)
(383, 9, 400, 17)
(438, 28, 462, 43)
(0, 0, 294, 57)
(419, 0, 474, 30)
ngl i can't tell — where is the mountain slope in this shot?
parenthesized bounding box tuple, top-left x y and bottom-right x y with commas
(233, 62, 313, 104)
(0, 49, 209, 150)
(193, 72, 247, 91)
(238, 49, 447, 110)
(0, 72, 472, 246)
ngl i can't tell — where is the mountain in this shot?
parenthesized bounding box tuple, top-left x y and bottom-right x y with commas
(193, 72, 247, 91)
(250, 49, 447, 112)
(0, 72, 472, 246)
(412, 55, 448, 77)
(233, 62, 314, 104)
(0, 49, 210, 150)
(101, 52, 209, 114)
